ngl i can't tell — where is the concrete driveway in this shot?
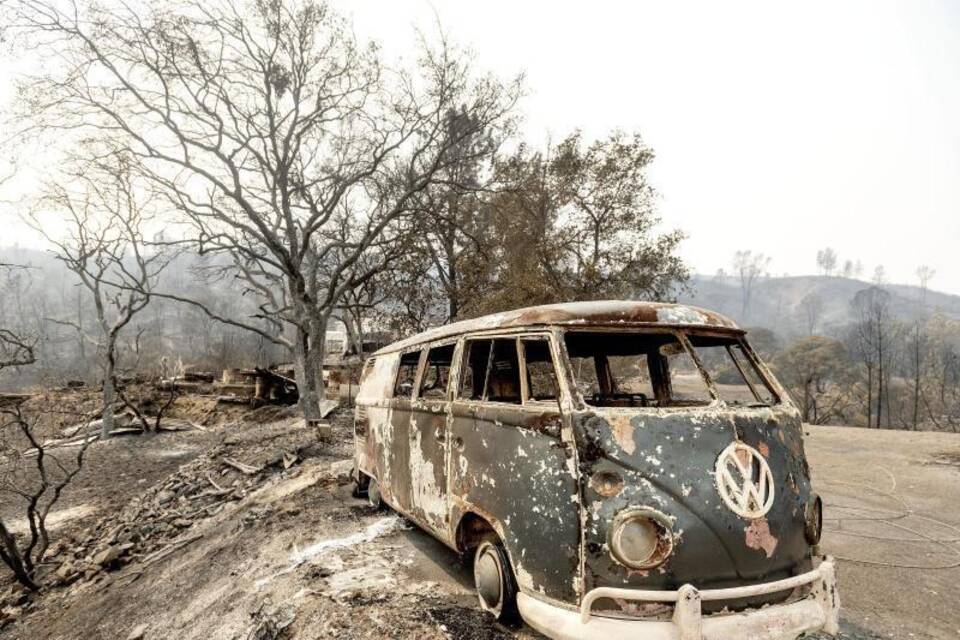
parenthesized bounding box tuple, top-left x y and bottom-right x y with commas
(806, 425, 960, 640)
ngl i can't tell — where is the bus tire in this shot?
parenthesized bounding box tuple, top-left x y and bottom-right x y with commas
(473, 539, 520, 624)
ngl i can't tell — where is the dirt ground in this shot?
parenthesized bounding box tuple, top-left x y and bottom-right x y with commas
(804, 425, 960, 640)
(2, 396, 959, 639)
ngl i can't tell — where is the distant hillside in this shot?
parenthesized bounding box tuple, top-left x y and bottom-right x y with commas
(677, 274, 960, 337)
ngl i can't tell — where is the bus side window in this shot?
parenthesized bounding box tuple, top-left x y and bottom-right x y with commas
(420, 343, 456, 399)
(393, 350, 421, 398)
(459, 339, 492, 400)
(485, 339, 522, 404)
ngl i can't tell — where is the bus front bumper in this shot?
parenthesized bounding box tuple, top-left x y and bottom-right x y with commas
(518, 557, 839, 640)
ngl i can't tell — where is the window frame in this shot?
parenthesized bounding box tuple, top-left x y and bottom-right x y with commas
(518, 335, 562, 406)
(560, 327, 784, 411)
(416, 340, 459, 402)
(482, 337, 523, 405)
(455, 331, 564, 409)
(456, 337, 494, 402)
(392, 348, 424, 400)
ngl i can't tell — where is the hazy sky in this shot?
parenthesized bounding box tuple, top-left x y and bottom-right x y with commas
(347, 0, 960, 294)
(2, 0, 959, 294)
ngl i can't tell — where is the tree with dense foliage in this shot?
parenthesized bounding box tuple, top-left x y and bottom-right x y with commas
(477, 132, 688, 314)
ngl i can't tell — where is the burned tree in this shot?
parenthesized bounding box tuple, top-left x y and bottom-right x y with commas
(0, 264, 94, 590)
(732, 250, 770, 321)
(0, 264, 37, 390)
(9, 0, 519, 421)
(29, 159, 169, 437)
(0, 403, 96, 591)
(850, 287, 897, 428)
(409, 108, 504, 323)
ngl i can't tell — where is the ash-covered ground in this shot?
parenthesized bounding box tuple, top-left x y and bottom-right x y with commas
(2, 390, 957, 639)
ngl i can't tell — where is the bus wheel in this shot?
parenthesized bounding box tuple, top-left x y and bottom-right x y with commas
(473, 539, 519, 623)
(367, 477, 385, 510)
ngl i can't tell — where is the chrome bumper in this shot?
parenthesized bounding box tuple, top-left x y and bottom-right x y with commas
(518, 557, 840, 640)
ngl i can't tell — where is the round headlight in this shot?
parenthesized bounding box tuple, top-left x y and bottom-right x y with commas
(609, 508, 674, 570)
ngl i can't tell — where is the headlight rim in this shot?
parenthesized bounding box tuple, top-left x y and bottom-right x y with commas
(608, 506, 675, 570)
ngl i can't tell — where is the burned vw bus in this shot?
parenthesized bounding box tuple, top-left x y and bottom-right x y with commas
(353, 301, 838, 640)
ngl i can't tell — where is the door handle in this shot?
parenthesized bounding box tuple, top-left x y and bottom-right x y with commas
(434, 426, 446, 443)
(453, 436, 464, 450)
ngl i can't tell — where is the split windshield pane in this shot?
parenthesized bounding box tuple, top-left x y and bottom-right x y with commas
(563, 331, 776, 408)
(564, 331, 710, 408)
(686, 336, 777, 406)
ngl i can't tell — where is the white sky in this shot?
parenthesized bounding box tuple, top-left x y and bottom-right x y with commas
(2, 0, 959, 294)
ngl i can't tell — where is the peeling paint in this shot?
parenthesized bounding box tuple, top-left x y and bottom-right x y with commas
(607, 413, 636, 455)
(744, 517, 779, 558)
(354, 301, 819, 623)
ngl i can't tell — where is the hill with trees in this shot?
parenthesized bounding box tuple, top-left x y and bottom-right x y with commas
(679, 273, 960, 338)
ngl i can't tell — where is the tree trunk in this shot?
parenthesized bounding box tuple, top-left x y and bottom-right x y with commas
(0, 521, 39, 591)
(876, 332, 884, 428)
(292, 314, 327, 422)
(101, 347, 116, 438)
(912, 330, 921, 430)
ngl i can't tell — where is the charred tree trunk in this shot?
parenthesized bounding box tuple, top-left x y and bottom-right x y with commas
(0, 522, 39, 591)
(876, 328, 884, 428)
(100, 328, 118, 438)
(292, 326, 321, 422)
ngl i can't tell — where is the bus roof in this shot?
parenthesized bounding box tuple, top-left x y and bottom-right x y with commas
(372, 300, 740, 356)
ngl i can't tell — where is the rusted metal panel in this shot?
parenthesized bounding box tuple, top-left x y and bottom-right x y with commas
(374, 301, 740, 356)
(573, 406, 812, 612)
(449, 400, 582, 602)
(407, 398, 450, 535)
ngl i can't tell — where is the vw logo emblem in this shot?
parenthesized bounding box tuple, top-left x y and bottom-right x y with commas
(715, 442, 775, 519)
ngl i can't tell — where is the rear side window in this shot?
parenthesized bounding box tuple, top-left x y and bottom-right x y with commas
(420, 343, 456, 399)
(394, 350, 421, 398)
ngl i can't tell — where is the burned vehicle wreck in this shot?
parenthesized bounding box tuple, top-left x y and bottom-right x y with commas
(353, 301, 839, 640)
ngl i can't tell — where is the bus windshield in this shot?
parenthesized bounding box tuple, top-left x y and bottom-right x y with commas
(563, 331, 778, 409)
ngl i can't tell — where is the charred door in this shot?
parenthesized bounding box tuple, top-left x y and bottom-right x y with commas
(408, 342, 456, 536)
(381, 349, 421, 512)
(450, 336, 581, 602)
